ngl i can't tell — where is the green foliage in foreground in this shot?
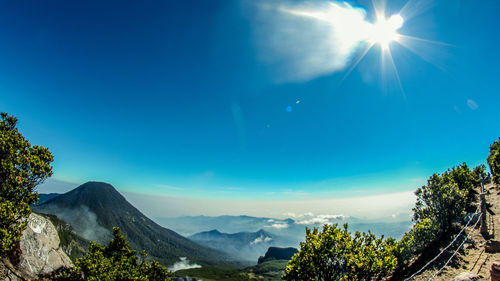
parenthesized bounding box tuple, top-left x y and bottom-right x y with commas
(0, 113, 53, 256)
(413, 162, 482, 234)
(283, 224, 398, 281)
(397, 162, 483, 270)
(489, 138, 500, 184)
(56, 228, 173, 281)
(413, 173, 467, 234)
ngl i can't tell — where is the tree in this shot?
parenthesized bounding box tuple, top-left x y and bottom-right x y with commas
(56, 228, 173, 281)
(283, 224, 398, 281)
(413, 173, 467, 234)
(0, 113, 53, 257)
(488, 138, 500, 184)
(442, 163, 478, 212)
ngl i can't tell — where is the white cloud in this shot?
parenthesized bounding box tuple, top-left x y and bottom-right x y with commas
(250, 235, 273, 245)
(168, 257, 202, 272)
(467, 99, 478, 110)
(284, 212, 314, 218)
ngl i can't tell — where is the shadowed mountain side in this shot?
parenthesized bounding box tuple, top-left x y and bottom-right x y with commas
(33, 181, 234, 266)
(258, 247, 298, 264)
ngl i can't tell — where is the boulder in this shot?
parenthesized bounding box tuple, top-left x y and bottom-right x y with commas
(18, 213, 73, 276)
(491, 262, 500, 281)
(452, 271, 480, 281)
(485, 240, 500, 253)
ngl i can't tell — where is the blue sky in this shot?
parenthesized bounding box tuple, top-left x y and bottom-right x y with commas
(1, 0, 499, 203)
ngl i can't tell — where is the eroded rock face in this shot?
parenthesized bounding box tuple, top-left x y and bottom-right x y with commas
(18, 213, 73, 276)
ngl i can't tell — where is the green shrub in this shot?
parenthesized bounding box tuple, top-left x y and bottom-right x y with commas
(488, 138, 500, 184)
(56, 228, 172, 281)
(283, 224, 398, 281)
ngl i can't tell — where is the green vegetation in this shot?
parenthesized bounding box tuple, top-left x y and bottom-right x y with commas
(488, 138, 500, 184)
(175, 266, 250, 281)
(174, 260, 288, 281)
(0, 113, 53, 258)
(283, 224, 398, 281)
(55, 227, 173, 281)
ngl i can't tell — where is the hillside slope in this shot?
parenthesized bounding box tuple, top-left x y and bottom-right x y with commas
(33, 181, 232, 265)
(406, 183, 500, 280)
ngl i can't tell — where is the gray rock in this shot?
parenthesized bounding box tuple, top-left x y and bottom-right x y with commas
(485, 240, 500, 253)
(18, 213, 73, 276)
(453, 271, 481, 281)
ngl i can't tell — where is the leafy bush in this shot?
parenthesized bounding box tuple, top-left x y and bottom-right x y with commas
(413, 173, 467, 234)
(397, 218, 440, 268)
(56, 228, 173, 281)
(283, 224, 398, 281)
(488, 138, 500, 184)
(0, 113, 53, 257)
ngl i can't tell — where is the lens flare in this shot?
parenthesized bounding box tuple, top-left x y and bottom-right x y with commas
(369, 14, 404, 48)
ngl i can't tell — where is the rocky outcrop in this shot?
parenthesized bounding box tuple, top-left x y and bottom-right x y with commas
(452, 271, 481, 281)
(18, 213, 73, 277)
(0, 213, 72, 280)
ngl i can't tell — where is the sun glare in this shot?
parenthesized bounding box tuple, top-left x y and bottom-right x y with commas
(369, 14, 404, 48)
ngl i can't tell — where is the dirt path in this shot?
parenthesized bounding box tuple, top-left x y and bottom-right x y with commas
(410, 183, 500, 280)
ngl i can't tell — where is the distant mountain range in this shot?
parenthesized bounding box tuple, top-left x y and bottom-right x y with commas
(189, 229, 293, 262)
(157, 214, 412, 248)
(33, 181, 232, 266)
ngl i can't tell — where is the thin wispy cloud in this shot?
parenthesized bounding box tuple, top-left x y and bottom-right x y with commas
(168, 257, 202, 272)
(467, 99, 478, 110)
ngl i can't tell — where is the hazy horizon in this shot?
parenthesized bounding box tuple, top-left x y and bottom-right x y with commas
(37, 178, 415, 220)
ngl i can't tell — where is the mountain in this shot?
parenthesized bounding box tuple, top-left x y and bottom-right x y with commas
(190, 229, 290, 262)
(33, 181, 232, 265)
(258, 247, 298, 264)
(33, 193, 61, 206)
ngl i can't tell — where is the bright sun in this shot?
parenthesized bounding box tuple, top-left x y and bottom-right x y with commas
(369, 14, 404, 48)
